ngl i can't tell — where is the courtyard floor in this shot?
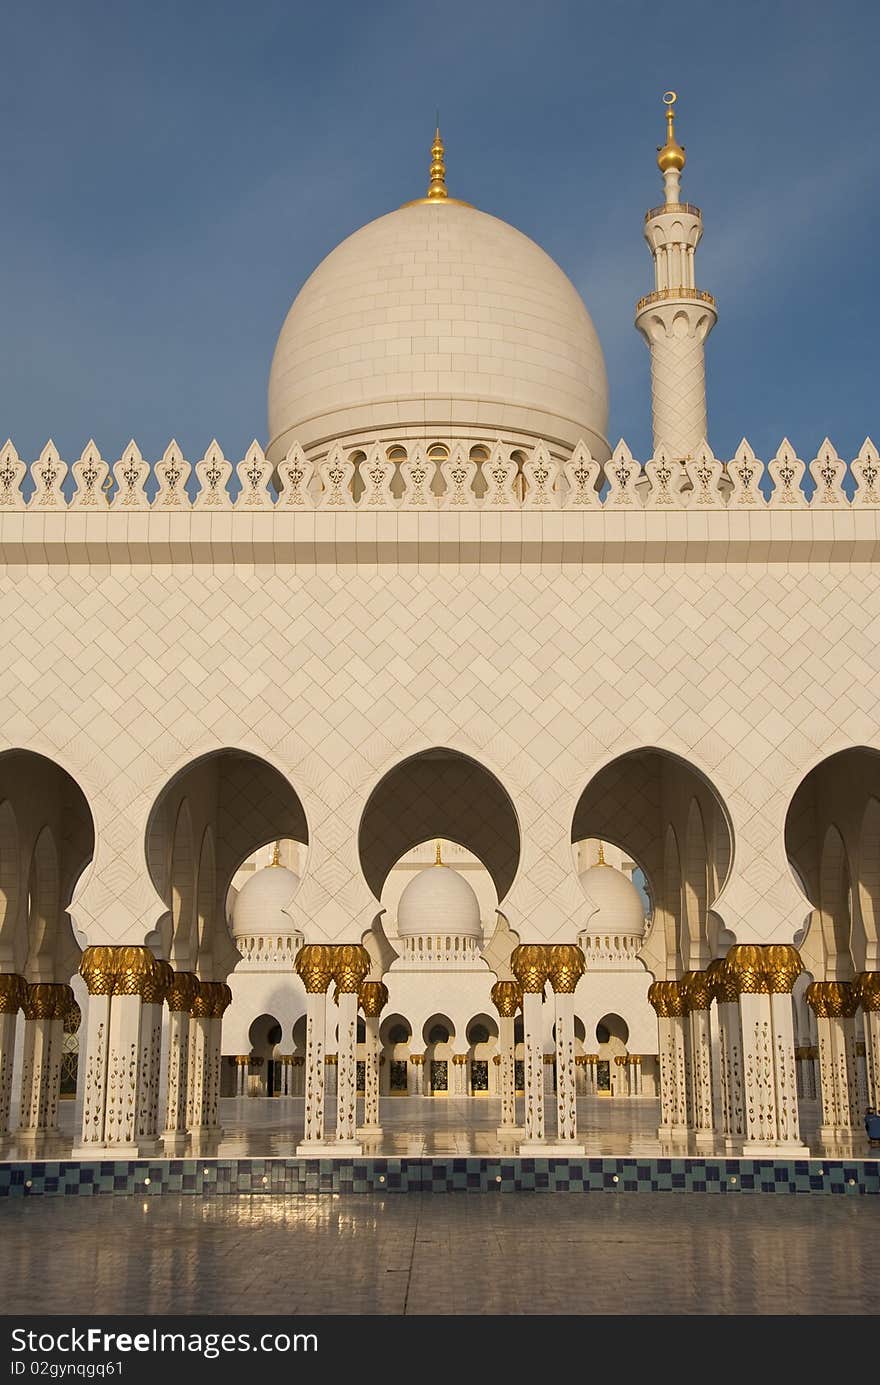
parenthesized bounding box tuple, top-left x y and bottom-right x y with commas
(1, 1189, 878, 1315)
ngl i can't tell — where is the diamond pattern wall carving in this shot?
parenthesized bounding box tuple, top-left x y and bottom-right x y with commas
(1, 525, 878, 953)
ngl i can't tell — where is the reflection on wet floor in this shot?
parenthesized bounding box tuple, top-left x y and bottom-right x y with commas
(2, 1191, 878, 1315)
(0, 1094, 865, 1161)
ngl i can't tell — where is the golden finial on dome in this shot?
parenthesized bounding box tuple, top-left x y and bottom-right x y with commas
(426, 125, 448, 201)
(435, 840, 443, 865)
(270, 841, 281, 867)
(597, 841, 607, 867)
(657, 90, 686, 174)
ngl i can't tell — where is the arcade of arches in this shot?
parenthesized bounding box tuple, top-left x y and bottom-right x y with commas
(1, 744, 878, 1159)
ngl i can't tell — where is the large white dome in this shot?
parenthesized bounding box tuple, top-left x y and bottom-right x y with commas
(268, 200, 609, 461)
(579, 861, 646, 936)
(231, 862, 300, 937)
(397, 862, 482, 939)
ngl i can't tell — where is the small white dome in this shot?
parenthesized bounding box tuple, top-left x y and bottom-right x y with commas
(232, 862, 300, 937)
(397, 863, 482, 939)
(578, 862, 646, 936)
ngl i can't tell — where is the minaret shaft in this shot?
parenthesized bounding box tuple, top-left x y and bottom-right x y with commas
(634, 94, 717, 459)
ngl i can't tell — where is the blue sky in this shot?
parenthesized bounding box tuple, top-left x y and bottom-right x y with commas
(1, 0, 878, 468)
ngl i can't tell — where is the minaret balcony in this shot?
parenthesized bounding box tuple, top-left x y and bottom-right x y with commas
(636, 287, 716, 313)
(645, 201, 702, 221)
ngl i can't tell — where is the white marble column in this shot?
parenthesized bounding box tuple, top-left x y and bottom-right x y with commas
(412, 1055, 425, 1096)
(492, 982, 521, 1138)
(855, 974, 880, 1108)
(188, 982, 230, 1145)
(358, 987, 385, 1137)
(649, 982, 689, 1141)
(512, 946, 551, 1153)
(298, 990, 327, 1150)
(808, 982, 861, 1147)
(865, 1010, 880, 1109)
(235, 1057, 248, 1097)
(0, 976, 26, 1139)
(330, 988, 361, 1152)
(544, 948, 586, 1154)
(729, 946, 808, 1156)
(162, 973, 197, 1153)
(294, 946, 335, 1153)
(18, 984, 71, 1142)
(714, 968, 745, 1152)
(75, 947, 156, 1156)
(683, 972, 715, 1148)
(75, 955, 114, 1154)
(135, 961, 172, 1153)
(585, 1055, 598, 1095)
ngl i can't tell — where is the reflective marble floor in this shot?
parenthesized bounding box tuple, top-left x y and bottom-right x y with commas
(1, 1191, 878, 1314)
(3, 1094, 867, 1161)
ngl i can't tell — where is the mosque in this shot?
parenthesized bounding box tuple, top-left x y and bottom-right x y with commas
(0, 96, 878, 1173)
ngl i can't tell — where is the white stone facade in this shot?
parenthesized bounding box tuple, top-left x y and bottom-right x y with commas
(1, 110, 879, 1160)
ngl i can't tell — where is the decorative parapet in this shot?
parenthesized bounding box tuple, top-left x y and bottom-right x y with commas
(1, 435, 878, 513)
(2, 435, 879, 567)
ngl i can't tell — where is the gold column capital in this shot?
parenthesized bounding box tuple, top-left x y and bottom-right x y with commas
(331, 944, 371, 993)
(490, 979, 522, 1017)
(725, 944, 803, 996)
(22, 981, 74, 1021)
(648, 979, 688, 1018)
(681, 969, 711, 1011)
(113, 946, 157, 997)
(141, 958, 174, 1005)
(510, 944, 550, 993)
(724, 945, 766, 994)
(79, 946, 119, 996)
(706, 956, 738, 1004)
(763, 945, 803, 994)
(805, 980, 858, 1018)
(853, 972, 880, 1012)
(358, 980, 388, 1017)
(547, 943, 586, 994)
(191, 980, 233, 1019)
(167, 970, 199, 1013)
(295, 944, 334, 994)
(0, 972, 27, 1014)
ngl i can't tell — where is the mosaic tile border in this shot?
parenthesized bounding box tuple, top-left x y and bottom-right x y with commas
(0, 1156, 877, 1197)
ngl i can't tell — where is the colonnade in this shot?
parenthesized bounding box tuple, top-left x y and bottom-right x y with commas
(648, 947, 880, 1154)
(2, 941, 879, 1158)
(0, 976, 74, 1143)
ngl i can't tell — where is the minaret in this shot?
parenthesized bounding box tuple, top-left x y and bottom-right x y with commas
(635, 93, 717, 459)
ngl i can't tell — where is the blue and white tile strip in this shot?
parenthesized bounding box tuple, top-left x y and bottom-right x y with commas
(0, 1157, 878, 1196)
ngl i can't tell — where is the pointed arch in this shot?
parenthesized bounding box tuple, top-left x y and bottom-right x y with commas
(358, 748, 520, 902)
(570, 746, 733, 940)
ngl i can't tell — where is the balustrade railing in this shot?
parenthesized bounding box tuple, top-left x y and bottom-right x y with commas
(1, 435, 878, 512)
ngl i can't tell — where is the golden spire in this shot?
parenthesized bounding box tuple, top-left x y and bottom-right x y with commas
(435, 840, 443, 866)
(597, 841, 607, 867)
(657, 90, 686, 174)
(426, 125, 448, 201)
(270, 841, 281, 867)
